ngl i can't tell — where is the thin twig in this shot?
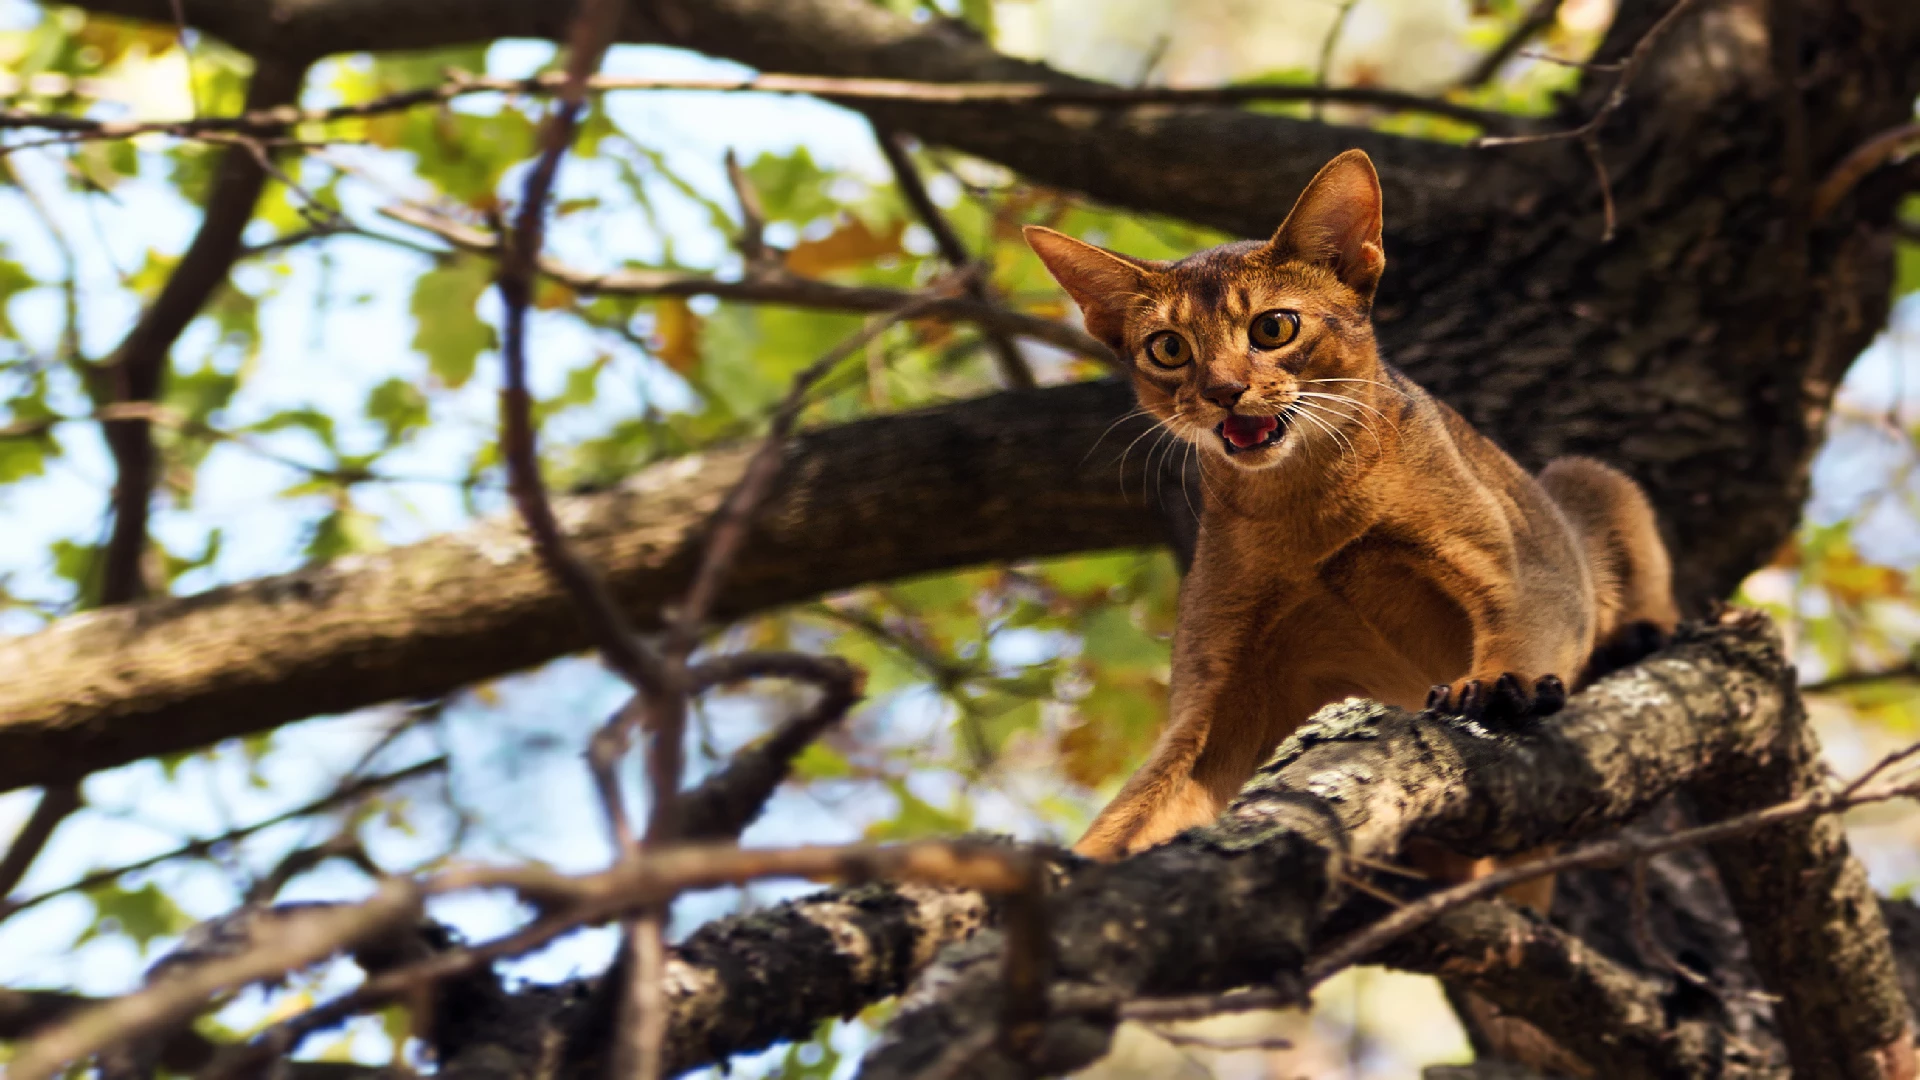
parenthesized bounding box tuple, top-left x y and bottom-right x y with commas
(1146, 1026, 1294, 1051)
(1313, 0, 1361, 120)
(0, 758, 445, 920)
(206, 838, 1039, 1079)
(647, 289, 954, 847)
(1811, 122, 1920, 221)
(1802, 661, 1920, 694)
(379, 201, 1114, 365)
(1458, 0, 1567, 89)
(875, 128, 1035, 389)
(6, 887, 425, 1080)
(1303, 742, 1920, 984)
(723, 149, 774, 271)
(663, 288, 960, 661)
(0, 71, 1529, 143)
(1474, 0, 1699, 150)
(0, 783, 82, 900)
(491, 81, 665, 697)
(1120, 987, 1301, 1024)
(1473, 0, 1699, 241)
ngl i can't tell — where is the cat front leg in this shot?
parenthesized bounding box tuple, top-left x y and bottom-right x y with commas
(1074, 580, 1285, 860)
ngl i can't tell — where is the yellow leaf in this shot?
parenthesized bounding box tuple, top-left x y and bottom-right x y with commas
(533, 278, 576, 310)
(652, 298, 703, 374)
(785, 216, 905, 278)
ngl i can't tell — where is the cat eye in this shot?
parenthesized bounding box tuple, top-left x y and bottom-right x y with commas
(1249, 310, 1301, 349)
(1144, 331, 1191, 369)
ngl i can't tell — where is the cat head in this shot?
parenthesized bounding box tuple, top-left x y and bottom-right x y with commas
(1025, 149, 1386, 471)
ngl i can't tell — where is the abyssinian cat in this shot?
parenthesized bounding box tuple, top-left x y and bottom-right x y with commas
(1026, 149, 1679, 862)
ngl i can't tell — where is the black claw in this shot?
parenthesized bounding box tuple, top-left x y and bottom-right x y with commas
(1457, 679, 1487, 721)
(1533, 674, 1568, 716)
(1426, 684, 1451, 711)
(1485, 672, 1530, 723)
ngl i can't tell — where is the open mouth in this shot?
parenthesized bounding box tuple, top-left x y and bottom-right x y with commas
(1216, 411, 1289, 454)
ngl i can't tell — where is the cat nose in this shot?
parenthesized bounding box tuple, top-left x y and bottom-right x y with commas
(1202, 380, 1248, 408)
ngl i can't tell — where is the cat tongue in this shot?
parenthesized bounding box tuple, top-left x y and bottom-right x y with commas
(1222, 414, 1279, 448)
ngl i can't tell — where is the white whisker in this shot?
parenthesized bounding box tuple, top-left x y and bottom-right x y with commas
(1295, 393, 1385, 452)
(1289, 403, 1354, 459)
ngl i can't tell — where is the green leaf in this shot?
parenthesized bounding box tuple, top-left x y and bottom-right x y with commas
(866, 779, 970, 841)
(1081, 606, 1170, 671)
(50, 537, 103, 610)
(773, 1021, 842, 1079)
(166, 363, 242, 423)
(410, 259, 496, 388)
(790, 742, 854, 782)
(81, 881, 192, 948)
(305, 502, 382, 561)
(0, 254, 36, 338)
(0, 433, 51, 484)
(250, 407, 338, 451)
(365, 377, 430, 446)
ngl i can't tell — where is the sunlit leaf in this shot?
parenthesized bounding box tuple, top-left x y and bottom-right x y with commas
(410, 258, 496, 388)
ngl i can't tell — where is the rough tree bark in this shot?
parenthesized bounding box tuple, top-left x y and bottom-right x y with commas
(364, 615, 1908, 1078)
(6, 0, 1920, 1075)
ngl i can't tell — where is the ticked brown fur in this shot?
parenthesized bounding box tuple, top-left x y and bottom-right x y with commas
(1027, 150, 1678, 864)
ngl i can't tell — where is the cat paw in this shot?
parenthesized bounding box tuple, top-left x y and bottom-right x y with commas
(1584, 620, 1671, 681)
(1425, 673, 1567, 726)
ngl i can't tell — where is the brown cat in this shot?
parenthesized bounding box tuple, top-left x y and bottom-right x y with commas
(1026, 149, 1678, 862)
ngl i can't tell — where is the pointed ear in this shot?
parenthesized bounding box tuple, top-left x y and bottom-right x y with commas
(1023, 225, 1154, 347)
(1269, 149, 1385, 306)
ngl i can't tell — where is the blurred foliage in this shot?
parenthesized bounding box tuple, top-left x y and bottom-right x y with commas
(0, 1, 1916, 1077)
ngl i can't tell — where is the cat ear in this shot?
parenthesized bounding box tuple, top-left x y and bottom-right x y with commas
(1269, 149, 1385, 305)
(1023, 225, 1155, 346)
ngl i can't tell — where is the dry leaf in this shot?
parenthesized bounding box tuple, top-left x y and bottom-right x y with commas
(652, 297, 703, 373)
(785, 216, 905, 278)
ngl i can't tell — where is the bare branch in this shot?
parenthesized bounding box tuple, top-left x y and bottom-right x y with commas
(7, 887, 424, 1080)
(380, 201, 1114, 366)
(0, 783, 81, 900)
(875, 129, 1035, 389)
(94, 59, 310, 606)
(1457, 0, 1567, 89)
(0, 758, 445, 921)
(1304, 743, 1920, 984)
(676, 653, 862, 842)
(0, 70, 1529, 144)
(491, 15, 665, 700)
(1812, 122, 1920, 221)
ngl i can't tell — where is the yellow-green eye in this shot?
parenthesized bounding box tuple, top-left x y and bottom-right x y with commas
(1145, 331, 1190, 368)
(1250, 310, 1300, 349)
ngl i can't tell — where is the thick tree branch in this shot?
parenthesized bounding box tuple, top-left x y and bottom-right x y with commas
(1691, 692, 1916, 1076)
(0, 381, 1171, 792)
(854, 613, 1907, 1078)
(94, 59, 308, 605)
(1375, 900, 1741, 1078)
